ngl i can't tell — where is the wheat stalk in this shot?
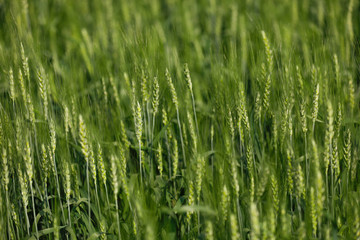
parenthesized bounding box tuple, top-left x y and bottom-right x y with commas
(111, 155, 122, 240)
(166, 68, 186, 167)
(184, 64, 199, 136)
(79, 115, 91, 221)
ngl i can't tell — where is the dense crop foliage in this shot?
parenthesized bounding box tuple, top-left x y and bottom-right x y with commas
(0, 0, 360, 239)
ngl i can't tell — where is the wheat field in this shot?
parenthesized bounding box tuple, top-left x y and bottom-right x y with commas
(0, 0, 359, 239)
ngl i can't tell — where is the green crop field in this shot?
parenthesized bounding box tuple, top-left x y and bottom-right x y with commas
(0, 0, 359, 239)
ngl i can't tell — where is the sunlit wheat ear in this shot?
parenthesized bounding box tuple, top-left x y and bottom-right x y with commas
(25, 142, 38, 239)
(89, 145, 97, 186)
(100, 220, 107, 240)
(343, 129, 351, 171)
(120, 120, 130, 150)
(9, 68, 15, 101)
(64, 105, 72, 138)
(230, 214, 240, 240)
(227, 108, 235, 141)
(165, 68, 178, 109)
(152, 77, 159, 115)
(37, 67, 49, 121)
(263, 74, 271, 112)
(47, 145, 55, 174)
(7, 141, 14, 172)
(300, 100, 307, 134)
(309, 187, 317, 236)
(255, 92, 262, 123)
(18, 69, 27, 106)
(26, 93, 35, 128)
(270, 174, 279, 213)
(151, 76, 160, 142)
(166, 68, 186, 163)
(135, 101, 143, 142)
(24, 140, 33, 183)
(183, 63, 193, 93)
(65, 161, 71, 226)
(172, 138, 179, 178)
(18, 165, 30, 234)
(220, 185, 230, 224)
(49, 119, 57, 156)
(162, 108, 172, 139)
(41, 144, 49, 185)
(119, 144, 129, 199)
(97, 144, 107, 187)
(97, 143, 110, 205)
(250, 202, 260, 240)
(157, 143, 163, 176)
(239, 99, 250, 138)
(182, 122, 188, 147)
(79, 115, 91, 220)
(11, 203, 19, 233)
(15, 118, 22, 154)
(246, 145, 255, 201)
(312, 83, 319, 132)
(205, 221, 214, 240)
(110, 155, 122, 239)
(348, 76, 355, 112)
(79, 115, 89, 161)
(261, 30, 273, 72)
(135, 101, 143, 182)
(2, 147, 10, 238)
(184, 64, 199, 136)
(335, 103, 342, 138)
(186, 180, 194, 226)
(130, 80, 137, 117)
(324, 101, 334, 169)
(187, 111, 197, 154)
(332, 138, 340, 179)
(2, 148, 9, 192)
(280, 98, 288, 146)
(195, 156, 205, 202)
(294, 164, 305, 199)
(20, 43, 30, 81)
(286, 149, 294, 196)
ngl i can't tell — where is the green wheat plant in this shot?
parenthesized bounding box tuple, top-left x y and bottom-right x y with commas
(0, 0, 359, 239)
